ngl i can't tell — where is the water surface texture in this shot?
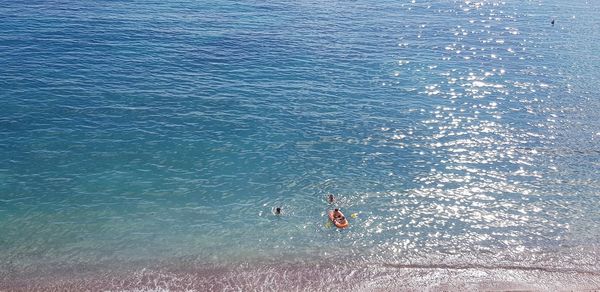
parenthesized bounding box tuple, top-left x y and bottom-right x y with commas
(1, 0, 600, 290)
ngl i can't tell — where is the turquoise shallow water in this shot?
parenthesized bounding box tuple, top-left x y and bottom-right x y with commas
(1, 0, 600, 289)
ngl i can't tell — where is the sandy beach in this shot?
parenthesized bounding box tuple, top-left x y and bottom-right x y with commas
(3, 257, 600, 291)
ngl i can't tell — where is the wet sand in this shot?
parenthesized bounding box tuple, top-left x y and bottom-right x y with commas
(3, 259, 600, 291)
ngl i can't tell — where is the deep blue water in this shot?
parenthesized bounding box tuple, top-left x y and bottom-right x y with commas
(1, 0, 600, 288)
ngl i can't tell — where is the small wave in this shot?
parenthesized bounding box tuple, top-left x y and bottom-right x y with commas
(379, 262, 600, 275)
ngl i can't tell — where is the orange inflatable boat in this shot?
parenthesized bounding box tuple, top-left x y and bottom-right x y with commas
(328, 210, 349, 229)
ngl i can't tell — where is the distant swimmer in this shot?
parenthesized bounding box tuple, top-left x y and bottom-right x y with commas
(275, 207, 282, 215)
(551, 19, 555, 26)
(327, 194, 335, 203)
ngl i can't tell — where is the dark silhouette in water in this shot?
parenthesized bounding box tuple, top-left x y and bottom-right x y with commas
(328, 194, 335, 203)
(551, 19, 555, 26)
(275, 207, 281, 215)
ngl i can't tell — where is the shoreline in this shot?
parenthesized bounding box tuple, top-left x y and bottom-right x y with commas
(3, 257, 600, 291)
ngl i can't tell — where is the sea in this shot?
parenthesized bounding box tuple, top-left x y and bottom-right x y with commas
(1, 0, 599, 290)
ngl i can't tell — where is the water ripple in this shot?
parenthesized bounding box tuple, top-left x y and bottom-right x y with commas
(1, 0, 600, 288)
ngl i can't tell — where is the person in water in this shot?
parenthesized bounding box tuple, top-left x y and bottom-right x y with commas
(551, 19, 555, 26)
(275, 207, 281, 215)
(328, 194, 335, 203)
